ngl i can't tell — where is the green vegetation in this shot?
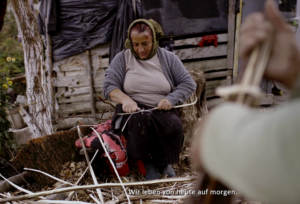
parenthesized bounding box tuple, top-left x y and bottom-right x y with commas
(0, 6, 25, 160)
(0, 8, 26, 95)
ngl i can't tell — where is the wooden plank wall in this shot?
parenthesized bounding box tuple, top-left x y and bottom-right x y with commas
(52, 43, 114, 129)
(53, 34, 233, 129)
(172, 33, 232, 108)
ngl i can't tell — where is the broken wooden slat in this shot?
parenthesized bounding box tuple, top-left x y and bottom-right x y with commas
(174, 44, 227, 60)
(205, 70, 233, 80)
(58, 101, 115, 115)
(174, 33, 228, 47)
(184, 58, 228, 72)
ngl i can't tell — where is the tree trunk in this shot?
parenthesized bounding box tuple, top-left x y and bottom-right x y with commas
(11, 0, 53, 137)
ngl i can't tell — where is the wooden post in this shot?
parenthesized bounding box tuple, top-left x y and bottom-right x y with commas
(233, 0, 243, 83)
(86, 50, 96, 116)
(227, 0, 237, 83)
(45, 18, 55, 115)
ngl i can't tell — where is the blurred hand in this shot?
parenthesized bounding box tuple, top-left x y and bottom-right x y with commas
(240, 0, 300, 89)
(122, 98, 140, 113)
(158, 99, 172, 110)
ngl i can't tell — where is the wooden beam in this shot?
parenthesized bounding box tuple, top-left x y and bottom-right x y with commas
(233, 0, 243, 82)
(174, 44, 227, 60)
(227, 0, 237, 70)
(86, 50, 96, 116)
(174, 34, 228, 46)
(184, 58, 228, 72)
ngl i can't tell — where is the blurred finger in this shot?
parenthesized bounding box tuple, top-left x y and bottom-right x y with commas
(265, 0, 286, 30)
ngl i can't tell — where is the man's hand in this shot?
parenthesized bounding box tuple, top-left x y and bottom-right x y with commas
(240, 0, 300, 89)
(122, 98, 140, 113)
(158, 99, 172, 110)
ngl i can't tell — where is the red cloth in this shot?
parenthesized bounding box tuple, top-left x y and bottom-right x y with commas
(198, 34, 218, 47)
(75, 120, 145, 176)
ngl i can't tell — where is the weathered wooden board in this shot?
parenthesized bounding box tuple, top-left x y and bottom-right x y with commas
(205, 77, 232, 98)
(54, 112, 114, 130)
(260, 94, 274, 105)
(184, 58, 228, 72)
(205, 70, 232, 80)
(174, 44, 227, 60)
(58, 101, 115, 115)
(227, 0, 236, 70)
(58, 92, 106, 104)
(55, 69, 106, 88)
(206, 93, 274, 106)
(174, 33, 228, 46)
(59, 58, 86, 72)
(61, 86, 104, 98)
(90, 42, 110, 56)
(97, 58, 109, 68)
(206, 89, 216, 98)
(65, 70, 86, 77)
(55, 71, 65, 77)
(207, 97, 224, 109)
(206, 77, 232, 90)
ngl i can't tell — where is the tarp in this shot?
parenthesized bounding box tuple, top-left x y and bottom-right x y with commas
(109, 0, 141, 62)
(38, 0, 119, 62)
(141, 0, 228, 37)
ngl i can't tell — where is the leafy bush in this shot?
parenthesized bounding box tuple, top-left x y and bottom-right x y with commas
(0, 74, 16, 158)
(0, 9, 26, 95)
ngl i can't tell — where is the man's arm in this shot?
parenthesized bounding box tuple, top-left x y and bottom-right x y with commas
(199, 102, 300, 203)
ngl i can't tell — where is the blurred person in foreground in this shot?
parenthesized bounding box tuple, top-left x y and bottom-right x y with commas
(192, 0, 300, 203)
